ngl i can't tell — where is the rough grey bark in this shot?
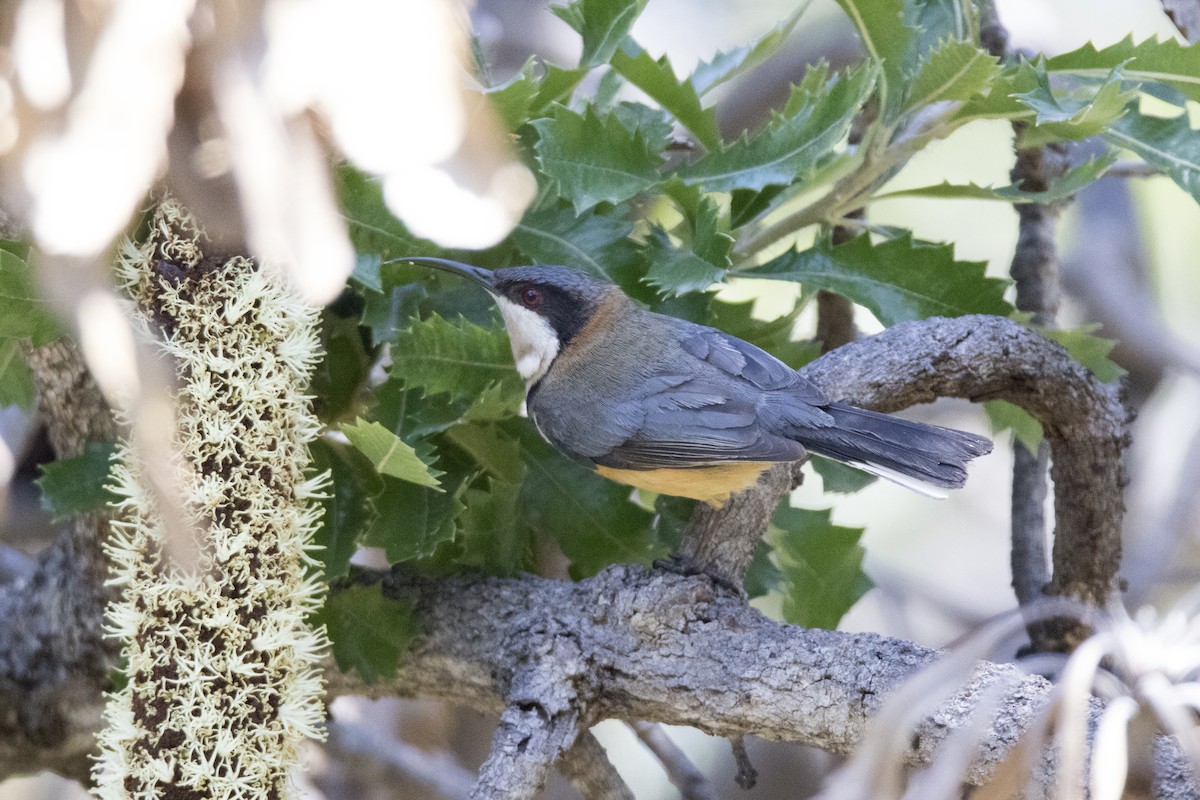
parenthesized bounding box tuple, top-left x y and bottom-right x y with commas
(0, 341, 118, 782)
(0, 316, 1141, 796)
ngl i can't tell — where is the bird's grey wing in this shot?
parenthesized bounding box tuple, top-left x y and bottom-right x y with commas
(677, 325, 826, 399)
(594, 375, 805, 469)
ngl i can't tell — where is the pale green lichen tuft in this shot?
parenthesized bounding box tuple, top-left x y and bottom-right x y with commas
(94, 199, 330, 800)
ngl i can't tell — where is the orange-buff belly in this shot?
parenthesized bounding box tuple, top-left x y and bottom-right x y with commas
(595, 462, 775, 507)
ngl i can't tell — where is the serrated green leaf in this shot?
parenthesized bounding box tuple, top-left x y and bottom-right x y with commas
(953, 59, 1042, 122)
(554, 0, 648, 68)
(1103, 106, 1200, 204)
(812, 456, 878, 494)
(341, 418, 442, 488)
(36, 441, 118, 521)
(1014, 66, 1138, 143)
(611, 40, 720, 149)
(317, 584, 417, 683)
(444, 423, 525, 483)
(532, 105, 663, 213)
(310, 440, 379, 580)
(878, 151, 1117, 203)
(984, 399, 1044, 452)
(1047, 35, 1200, 104)
(641, 227, 726, 297)
(0, 250, 60, 345)
(675, 64, 875, 193)
(773, 504, 871, 629)
(512, 202, 643, 286)
(459, 478, 530, 575)
(833, 0, 910, 111)
(534, 65, 590, 113)
(610, 102, 673, 151)
(692, 2, 809, 96)
(1045, 324, 1126, 383)
(901, 39, 1000, 116)
(750, 233, 1013, 327)
(0, 340, 35, 409)
(903, 0, 974, 67)
(391, 313, 523, 403)
(518, 432, 660, 578)
(365, 473, 469, 563)
(486, 58, 541, 130)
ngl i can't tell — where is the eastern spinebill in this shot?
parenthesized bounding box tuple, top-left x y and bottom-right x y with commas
(402, 257, 993, 506)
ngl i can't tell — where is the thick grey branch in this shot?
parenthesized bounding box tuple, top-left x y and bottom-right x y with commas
(800, 315, 1128, 625)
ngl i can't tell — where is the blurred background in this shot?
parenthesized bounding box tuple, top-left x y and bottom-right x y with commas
(1, 0, 1197, 797)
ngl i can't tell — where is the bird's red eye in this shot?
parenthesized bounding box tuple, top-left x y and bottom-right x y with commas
(520, 286, 542, 309)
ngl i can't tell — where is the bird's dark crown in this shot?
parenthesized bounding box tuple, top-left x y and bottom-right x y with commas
(492, 265, 616, 345)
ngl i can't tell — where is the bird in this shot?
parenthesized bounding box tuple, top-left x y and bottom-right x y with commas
(401, 257, 993, 507)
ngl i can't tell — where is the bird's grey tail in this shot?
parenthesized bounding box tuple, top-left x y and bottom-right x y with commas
(793, 404, 993, 496)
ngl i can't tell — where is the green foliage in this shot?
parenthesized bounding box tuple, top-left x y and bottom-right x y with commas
(1045, 324, 1126, 383)
(773, 504, 872, 629)
(317, 584, 418, 683)
(303, 0, 1200, 657)
(36, 441, 119, 521)
(985, 399, 1044, 453)
(341, 418, 443, 488)
(750, 233, 1012, 327)
(0, 340, 35, 409)
(0, 248, 60, 345)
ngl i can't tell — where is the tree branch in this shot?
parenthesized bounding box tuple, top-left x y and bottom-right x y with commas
(630, 721, 718, 800)
(558, 731, 636, 800)
(800, 315, 1129, 644)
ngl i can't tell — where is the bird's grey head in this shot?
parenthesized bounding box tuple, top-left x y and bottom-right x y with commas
(401, 258, 616, 386)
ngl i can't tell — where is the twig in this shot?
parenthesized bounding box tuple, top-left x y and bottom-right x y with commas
(730, 735, 759, 789)
(324, 720, 475, 800)
(631, 721, 718, 800)
(559, 730, 636, 800)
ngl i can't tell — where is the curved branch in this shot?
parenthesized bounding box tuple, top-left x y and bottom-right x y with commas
(800, 315, 1128, 641)
(558, 731, 636, 800)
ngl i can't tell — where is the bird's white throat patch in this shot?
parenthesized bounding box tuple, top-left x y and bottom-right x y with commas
(495, 296, 560, 386)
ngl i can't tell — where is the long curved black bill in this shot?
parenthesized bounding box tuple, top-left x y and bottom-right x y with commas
(394, 257, 497, 292)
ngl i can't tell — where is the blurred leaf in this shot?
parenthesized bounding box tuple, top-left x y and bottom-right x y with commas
(350, 254, 383, 293)
(1045, 324, 1127, 383)
(985, 399, 1044, 452)
(317, 584, 417, 683)
(812, 456, 878, 494)
(310, 440, 379, 580)
(901, 39, 1000, 116)
(512, 202, 644, 285)
(359, 275, 427, 346)
(773, 504, 872, 630)
(459, 478, 530, 575)
(611, 40, 720, 149)
(553, 0, 649, 68)
(751, 233, 1013, 326)
(832, 0, 910, 109)
(311, 310, 371, 423)
(36, 441, 118, 521)
(707, 297, 819, 370)
(518, 433, 660, 578)
(744, 540, 784, 599)
(676, 64, 875, 192)
(0, 249, 61, 345)
(391, 313, 523, 403)
(1014, 66, 1138, 143)
(730, 185, 786, 228)
(336, 165, 435, 260)
(532, 105, 663, 213)
(609, 102, 673, 153)
(0, 340, 35, 409)
(341, 418, 443, 488)
(953, 59, 1041, 121)
(1047, 35, 1200, 104)
(365, 473, 470, 564)
(1103, 106, 1200, 204)
(650, 494, 694, 552)
(692, 3, 808, 95)
(877, 152, 1117, 203)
